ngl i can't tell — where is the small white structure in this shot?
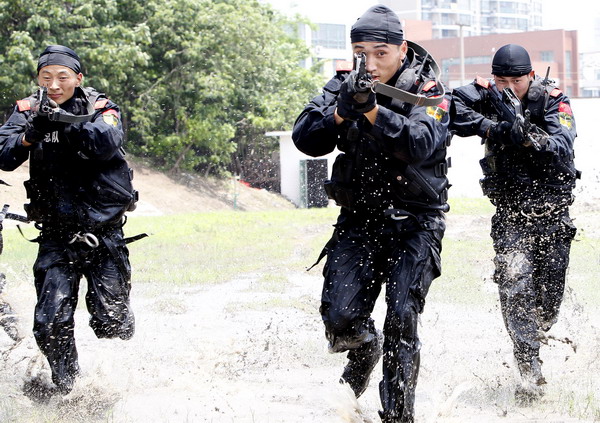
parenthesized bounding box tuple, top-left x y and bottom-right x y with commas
(267, 131, 339, 208)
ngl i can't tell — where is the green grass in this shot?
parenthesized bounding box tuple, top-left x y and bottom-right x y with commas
(0, 208, 339, 290)
(447, 196, 496, 215)
(2, 202, 597, 307)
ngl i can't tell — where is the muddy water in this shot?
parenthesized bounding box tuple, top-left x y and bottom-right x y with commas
(1, 205, 599, 422)
(1, 263, 599, 422)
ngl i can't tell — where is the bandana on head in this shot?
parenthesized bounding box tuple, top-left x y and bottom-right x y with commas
(350, 5, 404, 45)
(37, 45, 82, 75)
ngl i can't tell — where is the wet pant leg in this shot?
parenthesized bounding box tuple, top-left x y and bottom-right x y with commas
(85, 229, 135, 340)
(320, 226, 382, 352)
(32, 241, 82, 388)
(379, 228, 443, 422)
(532, 211, 576, 330)
(492, 211, 539, 364)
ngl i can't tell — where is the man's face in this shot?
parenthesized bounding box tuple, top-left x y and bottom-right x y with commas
(37, 65, 83, 105)
(352, 41, 407, 84)
(493, 71, 534, 100)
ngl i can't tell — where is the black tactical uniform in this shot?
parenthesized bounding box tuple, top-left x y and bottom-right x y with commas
(0, 46, 137, 394)
(293, 6, 451, 422)
(451, 44, 578, 400)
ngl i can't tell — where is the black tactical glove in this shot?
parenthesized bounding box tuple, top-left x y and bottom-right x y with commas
(336, 70, 376, 120)
(487, 121, 511, 144)
(509, 117, 527, 146)
(24, 114, 51, 144)
(24, 112, 66, 144)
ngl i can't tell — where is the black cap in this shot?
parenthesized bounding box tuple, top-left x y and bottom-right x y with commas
(350, 5, 404, 45)
(37, 45, 82, 75)
(491, 44, 532, 76)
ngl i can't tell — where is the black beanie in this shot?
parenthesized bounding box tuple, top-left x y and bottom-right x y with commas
(37, 45, 82, 75)
(350, 5, 404, 45)
(491, 44, 532, 76)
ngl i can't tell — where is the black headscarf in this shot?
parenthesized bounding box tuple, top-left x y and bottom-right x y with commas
(350, 5, 404, 45)
(37, 45, 82, 74)
(491, 44, 532, 76)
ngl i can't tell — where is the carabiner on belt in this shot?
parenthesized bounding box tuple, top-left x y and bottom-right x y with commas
(68, 232, 100, 248)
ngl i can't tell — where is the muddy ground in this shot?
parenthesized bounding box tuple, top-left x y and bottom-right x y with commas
(0, 161, 599, 422)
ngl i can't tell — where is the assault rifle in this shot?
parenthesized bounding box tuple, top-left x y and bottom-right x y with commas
(0, 203, 28, 343)
(487, 86, 549, 151)
(346, 52, 372, 142)
(32, 86, 95, 124)
(0, 203, 29, 254)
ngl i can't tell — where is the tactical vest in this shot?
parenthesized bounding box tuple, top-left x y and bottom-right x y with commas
(21, 88, 138, 229)
(479, 78, 578, 200)
(324, 52, 451, 213)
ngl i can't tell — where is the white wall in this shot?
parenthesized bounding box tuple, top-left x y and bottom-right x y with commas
(269, 131, 338, 207)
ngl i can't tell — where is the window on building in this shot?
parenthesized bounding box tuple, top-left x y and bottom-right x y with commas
(565, 51, 572, 79)
(540, 51, 554, 62)
(499, 2, 517, 13)
(312, 24, 346, 50)
(465, 55, 493, 65)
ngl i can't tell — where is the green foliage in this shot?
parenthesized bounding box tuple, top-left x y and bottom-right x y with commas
(0, 0, 322, 178)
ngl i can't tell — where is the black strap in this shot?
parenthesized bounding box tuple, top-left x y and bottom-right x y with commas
(372, 41, 446, 107)
(124, 233, 149, 244)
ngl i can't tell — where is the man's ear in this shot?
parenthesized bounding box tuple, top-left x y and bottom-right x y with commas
(76, 73, 83, 87)
(400, 41, 408, 55)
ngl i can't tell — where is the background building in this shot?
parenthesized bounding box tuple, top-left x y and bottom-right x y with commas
(263, 0, 599, 96)
(388, 0, 544, 38)
(420, 29, 579, 94)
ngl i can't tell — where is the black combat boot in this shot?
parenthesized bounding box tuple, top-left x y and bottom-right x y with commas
(378, 409, 414, 423)
(515, 356, 546, 404)
(340, 330, 383, 398)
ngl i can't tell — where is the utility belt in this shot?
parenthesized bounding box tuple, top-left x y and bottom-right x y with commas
(306, 207, 444, 271)
(25, 217, 147, 247)
(480, 151, 580, 193)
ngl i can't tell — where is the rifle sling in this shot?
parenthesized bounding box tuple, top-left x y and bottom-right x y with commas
(373, 82, 445, 107)
(372, 40, 445, 107)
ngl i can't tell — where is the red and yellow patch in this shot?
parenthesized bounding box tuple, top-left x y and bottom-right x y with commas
(16, 99, 31, 112)
(426, 98, 449, 122)
(102, 109, 119, 127)
(475, 76, 490, 88)
(558, 101, 573, 129)
(422, 80, 436, 92)
(94, 99, 109, 109)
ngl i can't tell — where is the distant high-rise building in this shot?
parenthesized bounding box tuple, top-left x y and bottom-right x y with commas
(386, 0, 543, 38)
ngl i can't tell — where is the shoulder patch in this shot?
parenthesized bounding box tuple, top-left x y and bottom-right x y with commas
(422, 80, 436, 92)
(101, 109, 119, 127)
(426, 98, 449, 122)
(94, 99, 109, 109)
(475, 76, 490, 89)
(550, 88, 562, 97)
(558, 101, 574, 129)
(16, 99, 31, 112)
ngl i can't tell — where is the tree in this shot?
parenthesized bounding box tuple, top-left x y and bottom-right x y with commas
(0, 0, 150, 119)
(126, 0, 322, 179)
(0, 0, 323, 184)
